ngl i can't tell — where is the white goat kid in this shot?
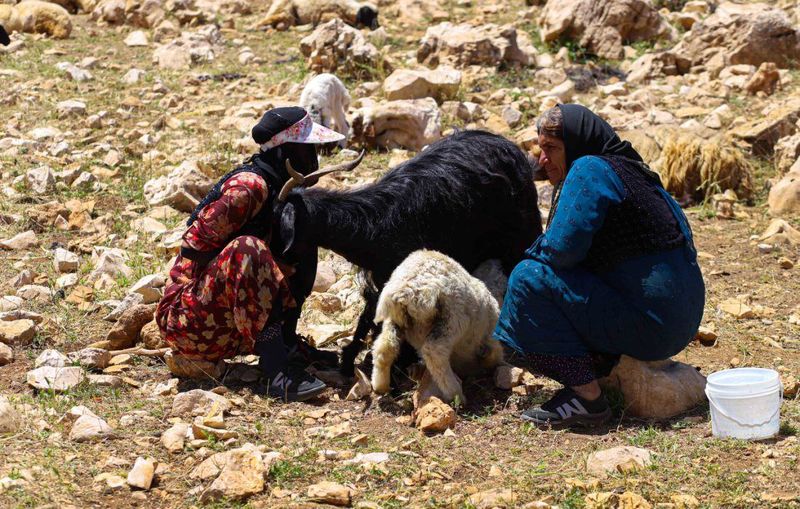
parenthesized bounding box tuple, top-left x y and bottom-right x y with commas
(371, 250, 505, 404)
(300, 73, 350, 148)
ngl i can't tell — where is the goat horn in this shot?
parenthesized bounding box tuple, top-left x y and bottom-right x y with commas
(303, 150, 366, 182)
(278, 159, 306, 202)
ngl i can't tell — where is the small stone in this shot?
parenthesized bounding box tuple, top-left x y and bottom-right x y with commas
(54, 248, 80, 273)
(693, 326, 717, 346)
(68, 348, 111, 370)
(27, 366, 85, 392)
(468, 489, 518, 509)
(172, 389, 231, 417)
(414, 396, 456, 433)
(35, 349, 68, 368)
(165, 350, 225, 380)
(69, 414, 114, 442)
(56, 273, 79, 290)
(153, 377, 179, 396)
(105, 303, 156, 349)
(127, 457, 156, 490)
(56, 100, 87, 118)
(122, 68, 146, 84)
(125, 30, 149, 47)
(26, 166, 56, 194)
(778, 257, 794, 269)
(0, 395, 21, 433)
(192, 421, 237, 441)
(345, 368, 372, 401)
(87, 374, 123, 387)
(56, 62, 92, 81)
(128, 274, 165, 304)
(494, 364, 525, 389)
(719, 298, 755, 319)
(16, 285, 53, 302)
(161, 422, 188, 453)
(0, 319, 36, 346)
(501, 106, 522, 128)
(104, 292, 144, 322)
(201, 448, 266, 502)
(306, 481, 353, 507)
(757, 243, 774, 254)
(586, 446, 653, 478)
(0, 343, 13, 366)
(0, 230, 39, 250)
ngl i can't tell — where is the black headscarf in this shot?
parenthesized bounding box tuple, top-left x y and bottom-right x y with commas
(558, 103, 662, 185)
(0, 25, 10, 46)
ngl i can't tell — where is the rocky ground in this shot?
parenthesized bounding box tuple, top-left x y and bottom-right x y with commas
(1, 0, 800, 507)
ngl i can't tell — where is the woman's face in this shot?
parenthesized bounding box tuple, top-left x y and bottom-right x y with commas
(538, 133, 567, 186)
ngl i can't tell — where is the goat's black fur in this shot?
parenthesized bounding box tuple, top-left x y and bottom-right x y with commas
(274, 130, 542, 375)
(0, 25, 9, 46)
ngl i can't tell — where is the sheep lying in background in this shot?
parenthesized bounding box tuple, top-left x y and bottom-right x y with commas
(0, 1, 72, 39)
(256, 0, 378, 31)
(300, 73, 350, 148)
(371, 250, 505, 404)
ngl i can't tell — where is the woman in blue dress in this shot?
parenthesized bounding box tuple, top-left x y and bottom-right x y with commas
(494, 104, 705, 427)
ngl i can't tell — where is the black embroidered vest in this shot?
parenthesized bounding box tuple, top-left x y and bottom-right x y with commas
(181, 155, 283, 263)
(583, 156, 685, 272)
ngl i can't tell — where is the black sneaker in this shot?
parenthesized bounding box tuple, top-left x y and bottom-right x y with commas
(521, 387, 611, 428)
(266, 364, 327, 402)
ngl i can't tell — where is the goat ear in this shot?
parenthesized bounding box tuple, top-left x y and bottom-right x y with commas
(278, 202, 298, 257)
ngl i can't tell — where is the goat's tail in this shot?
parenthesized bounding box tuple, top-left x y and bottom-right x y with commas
(375, 282, 439, 329)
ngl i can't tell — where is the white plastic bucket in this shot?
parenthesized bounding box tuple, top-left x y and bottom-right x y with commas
(705, 368, 783, 440)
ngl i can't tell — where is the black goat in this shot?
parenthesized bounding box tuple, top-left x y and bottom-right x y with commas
(273, 130, 542, 375)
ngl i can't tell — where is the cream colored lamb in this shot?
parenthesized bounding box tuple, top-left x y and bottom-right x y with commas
(256, 0, 378, 31)
(371, 250, 505, 404)
(300, 73, 350, 148)
(1, 1, 72, 39)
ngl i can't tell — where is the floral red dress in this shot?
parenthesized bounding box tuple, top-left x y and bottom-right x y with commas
(156, 172, 295, 361)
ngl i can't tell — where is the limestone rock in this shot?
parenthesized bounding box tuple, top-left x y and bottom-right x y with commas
(55, 61, 93, 81)
(306, 481, 353, 507)
(68, 348, 111, 370)
(494, 365, 525, 390)
(165, 350, 225, 380)
(161, 422, 188, 453)
(414, 396, 456, 433)
(140, 319, 166, 349)
(383, 67, 461, 102)
(0, 395, 21, 433)
(0, 319, 36, 346)
(152, 42, 192, 69)
(35, 349, 68, 368)
(53, 248, 80, 273)
(105, 303, 156, 349)
(201, 448, 265, 502)
(0, 343, 13, 366)
(745, 62, 780, 96)
(539, 0, 673, 60)
(88, 248, 133, 283)
(627, 51, 691, 83)
(673, 2, 800, 69)
(0, 230, 39, 250)
(600, 356, 706, 419)
(719, 297, 755, 319)
(143, 160, 214, 212)
(69, 414, 114, 442)
(732, 99, 800, 155)
(124, 29, 148, 47)
(171, 389, 231, 417)
(468, 489, 518, 509)
(91, 0, 125, 24)
(104, 292, 144, 322)
(56, 99, 86, 118)
(773, 134, 800, 175)
(16, 285, 53, 302)
(417, 22, 534, 68)
(128, 274, 165, 304)
(127, 457, 155, 490)
(586, 446, 653, 478)
(300, 19, 387, 79)
(350, 98, 441, 151)
(26, 166, 55, 194)
(27, 366, 85, 391)
(768, 168, 800, 215)
(313, 263, 337, 293)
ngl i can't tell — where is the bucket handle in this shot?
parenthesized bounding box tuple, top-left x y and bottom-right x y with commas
(705, 385, 783, 428)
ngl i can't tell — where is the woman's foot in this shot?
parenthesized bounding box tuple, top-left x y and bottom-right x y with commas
(265, 364, 327, 402)
(521, 387, 611, 428)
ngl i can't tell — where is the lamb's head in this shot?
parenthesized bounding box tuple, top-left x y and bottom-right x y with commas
(355, 3, 379, 30)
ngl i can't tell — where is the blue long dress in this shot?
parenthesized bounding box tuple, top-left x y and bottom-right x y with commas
(493, 156, 705, 361)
